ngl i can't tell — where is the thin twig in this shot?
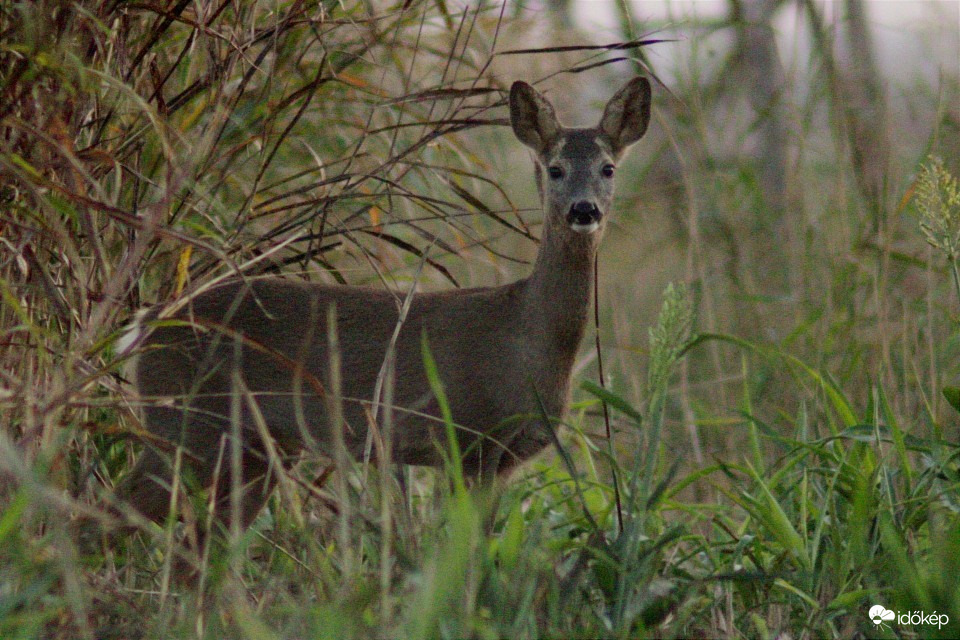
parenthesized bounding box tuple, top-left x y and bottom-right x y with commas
(593, 254, 623, 534)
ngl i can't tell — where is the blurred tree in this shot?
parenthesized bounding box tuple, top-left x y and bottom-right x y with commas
(730, 0, 789, 220)
(545, 0, 574, 29)
(803, 0, 890, 231)
(841, 0, 890, 229)
(725, 0, 794, 301)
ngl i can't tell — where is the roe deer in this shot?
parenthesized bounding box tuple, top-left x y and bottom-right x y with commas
(118, 77, 652, 532)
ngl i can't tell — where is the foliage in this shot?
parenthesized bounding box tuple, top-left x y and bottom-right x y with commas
(0, 0, 958, 638)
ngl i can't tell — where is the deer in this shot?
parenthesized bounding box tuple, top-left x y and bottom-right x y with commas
(116, 77, 653, 537)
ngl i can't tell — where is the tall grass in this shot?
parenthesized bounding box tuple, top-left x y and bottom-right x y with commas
(1, 0, 959, 638)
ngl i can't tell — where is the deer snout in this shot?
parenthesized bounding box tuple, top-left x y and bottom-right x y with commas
(567, 201, 602, 233)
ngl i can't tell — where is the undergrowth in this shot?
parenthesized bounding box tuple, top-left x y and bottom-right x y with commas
(0, 1, 958, 638)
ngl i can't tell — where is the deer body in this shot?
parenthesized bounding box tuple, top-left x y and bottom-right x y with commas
(121, 78, 652, 530)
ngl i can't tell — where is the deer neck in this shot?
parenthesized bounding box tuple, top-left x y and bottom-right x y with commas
(522, 216, 597, 354)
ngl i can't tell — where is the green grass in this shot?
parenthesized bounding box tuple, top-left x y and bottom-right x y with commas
(1, 0, 959, 638)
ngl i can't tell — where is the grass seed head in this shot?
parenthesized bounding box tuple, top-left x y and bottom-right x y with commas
(647, 282, 693, 394)
(916, 156, 960, 261)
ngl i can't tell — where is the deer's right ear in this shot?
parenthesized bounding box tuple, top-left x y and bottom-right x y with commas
(509, 81, 561, 154)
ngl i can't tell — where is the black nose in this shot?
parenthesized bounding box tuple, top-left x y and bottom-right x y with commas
(568, 201, 601, 226)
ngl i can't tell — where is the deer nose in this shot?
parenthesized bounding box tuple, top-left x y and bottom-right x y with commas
(567, 201, 602, 230)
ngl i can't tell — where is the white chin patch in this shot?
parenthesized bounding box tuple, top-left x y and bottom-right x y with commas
(569, 221, 600, 234)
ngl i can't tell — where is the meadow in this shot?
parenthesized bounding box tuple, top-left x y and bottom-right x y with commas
(1, 0, 959, 638)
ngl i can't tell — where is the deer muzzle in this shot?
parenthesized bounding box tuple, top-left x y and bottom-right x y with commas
(567, 200, 602, 233)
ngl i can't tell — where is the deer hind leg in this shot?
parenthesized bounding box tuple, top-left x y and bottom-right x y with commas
(115, 447, 179, 525)
(129, 401, 279, 522)
(206, 447, 277, 535)
(117, 445, 277, 535)
(115, 403, 218, 526)
(118, 404, 280, 576)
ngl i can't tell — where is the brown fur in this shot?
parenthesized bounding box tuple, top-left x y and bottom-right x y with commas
(118, 77, 652, 532)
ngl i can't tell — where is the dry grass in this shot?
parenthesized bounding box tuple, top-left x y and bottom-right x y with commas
(1, 0, 959, 638)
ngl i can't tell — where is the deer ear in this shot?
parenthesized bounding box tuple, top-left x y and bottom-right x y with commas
(599, 77, 651, 155)
(509, 81, 561, 154)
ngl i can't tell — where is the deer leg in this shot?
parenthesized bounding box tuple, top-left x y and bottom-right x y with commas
(115, 448, 178, 525)
(207, 447, 277, 536)
(115, 404, 227, 526)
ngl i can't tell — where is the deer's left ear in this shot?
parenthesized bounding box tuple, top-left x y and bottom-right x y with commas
(599, 77, 651, 155)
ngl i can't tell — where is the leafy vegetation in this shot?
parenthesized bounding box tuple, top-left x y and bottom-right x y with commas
(1, 0, 958, 638)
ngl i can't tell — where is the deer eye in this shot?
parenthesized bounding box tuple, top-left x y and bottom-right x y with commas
(547, 166, 564, 180)
(601, 164, 615, 178)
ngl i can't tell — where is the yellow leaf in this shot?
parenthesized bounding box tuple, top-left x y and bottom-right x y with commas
(337, 72, 367, 89)
(897, 179, 916, 214)
(176, 245, 192, 295)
